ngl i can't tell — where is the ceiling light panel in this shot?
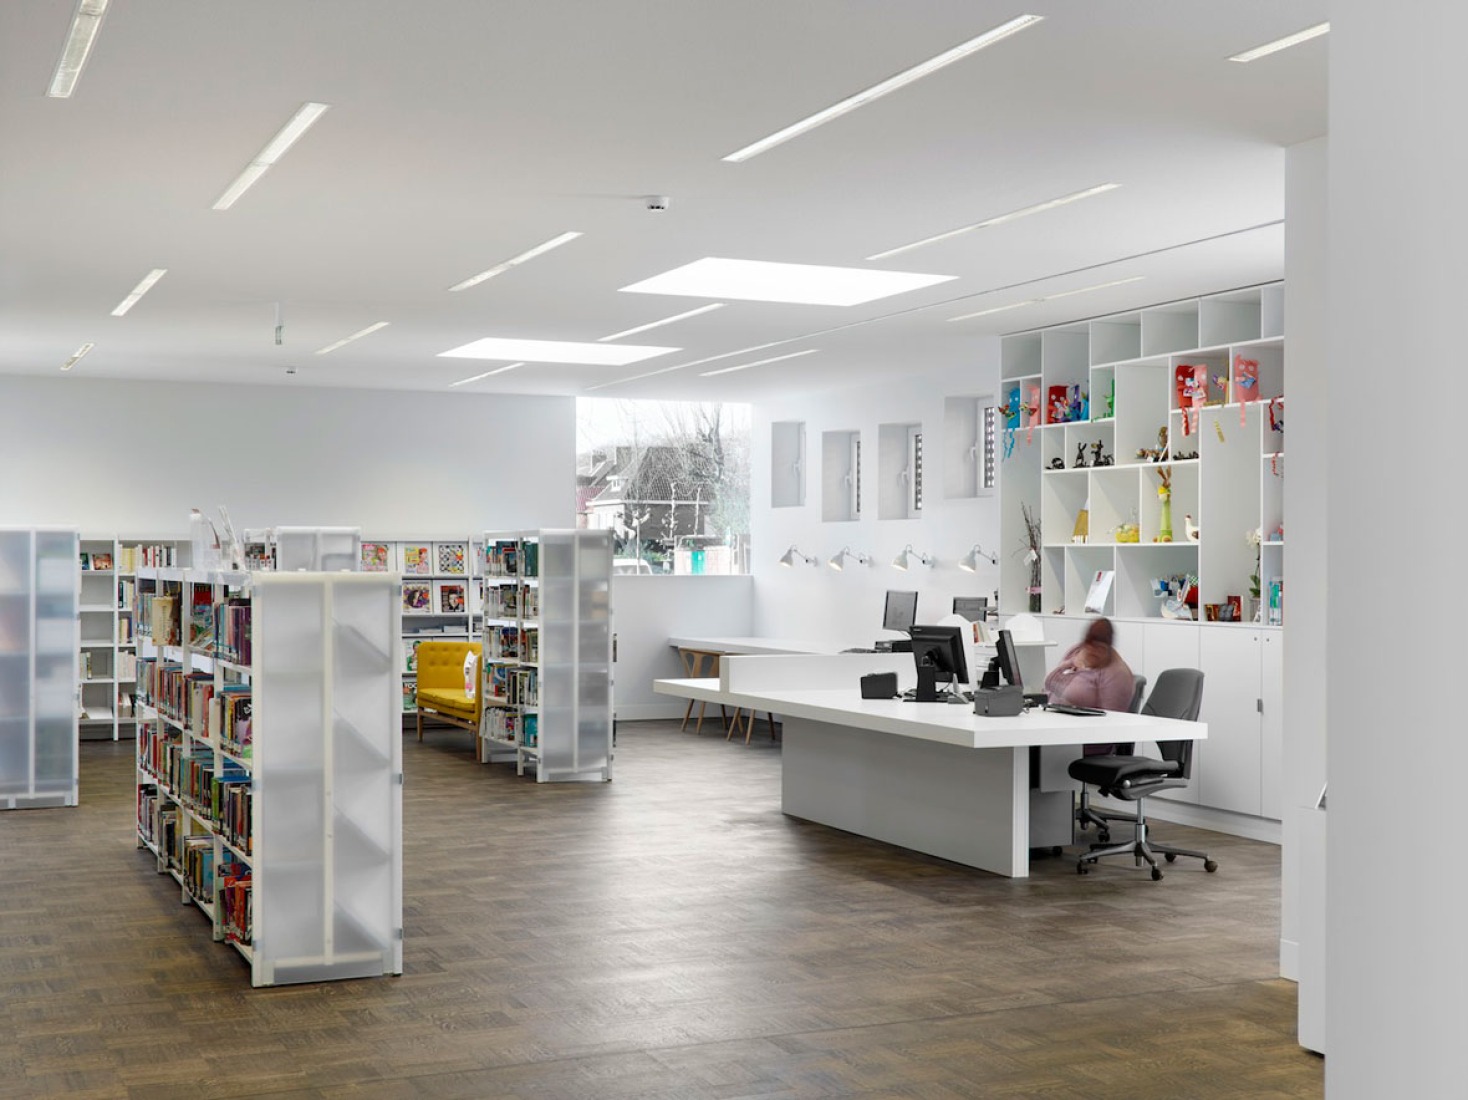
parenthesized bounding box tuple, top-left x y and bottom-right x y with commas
(599, 303, 725, 342)
(1229, 22, 1329, 63)
(110, 268, 167, 316)
(700, 349, 819, 377)
(947, 276, 1145, 323)
(315, 321, 391, 355)
(213, 102, 331, 210)
(722, 14, 1044, 162)
(46, 0, 109, 98)
(61, 342, 95, 371)
(448, 231, 582, 292)
(438, 338, 676, 366)
(867, 184, 1120, 260)
(450, 363, 524, 387)
(622, 257, 955, 307)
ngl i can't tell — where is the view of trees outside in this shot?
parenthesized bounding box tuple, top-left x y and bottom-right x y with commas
(576, 398, 751, 575)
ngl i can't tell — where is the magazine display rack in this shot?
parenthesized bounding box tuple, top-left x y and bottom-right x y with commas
(134, 568, 403, 986)
(480, 529, 613, 783)
(0, 527, 78, 810)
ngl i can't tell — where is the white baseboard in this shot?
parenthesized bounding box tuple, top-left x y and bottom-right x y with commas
(1092, 794, 1282, 844)
(1279, 938, 1300, 982)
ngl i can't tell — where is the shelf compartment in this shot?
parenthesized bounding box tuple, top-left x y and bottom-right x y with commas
(1141, 300, 1200, 356)
(1089, 314, 1141, 366)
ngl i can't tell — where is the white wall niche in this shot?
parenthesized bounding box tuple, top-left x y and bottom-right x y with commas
(770, 421, 806, 508)
(876, 422, 923, 520)
(942, 396, 998, 500)
(820, 430, 861, 523)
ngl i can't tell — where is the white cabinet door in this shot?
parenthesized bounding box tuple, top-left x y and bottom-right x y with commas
(1142, 621, 1202, 805)
(1260, 630, 1284, 820)
(1198, 628, 1263, 816)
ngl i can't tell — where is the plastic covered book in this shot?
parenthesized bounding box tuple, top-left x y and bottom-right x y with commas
(403, 581, 430, 613)
(436, 542, 467, 575)
(361, 542, 390, 572)
(401, 544, 432, 575)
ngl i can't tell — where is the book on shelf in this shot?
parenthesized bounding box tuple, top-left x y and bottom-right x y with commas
(80, 551, 115, 571)
(401, 543, 432, 575)
(401, 681, 416, 712)
(149, 595, 180, 646)
(117, 577, 135, 608)
(402, 581, 430, 613)
(1083, 570, 1114, 614)
(434, 580, 466, 614)
(361, 542, 391, 572)
(118, 546, 136, 573)
(435, 542, 468, 575)
(187, 587, 215, 652)
(404, 638, 420, 674)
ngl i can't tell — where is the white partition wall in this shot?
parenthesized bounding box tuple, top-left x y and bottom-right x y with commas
(0, 527, 79, 809)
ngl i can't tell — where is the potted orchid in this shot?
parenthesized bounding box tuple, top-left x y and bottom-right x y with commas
(1247, 527, 1262, 621)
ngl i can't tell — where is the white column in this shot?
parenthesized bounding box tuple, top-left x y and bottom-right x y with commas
(1327, 6, 1465, 1096)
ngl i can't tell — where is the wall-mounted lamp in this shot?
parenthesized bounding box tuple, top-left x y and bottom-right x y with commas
(892, 544, 934, 571)
(779, 545, 817, 567)
(957, 544, 998, 572)
(828, 546, 872, 571)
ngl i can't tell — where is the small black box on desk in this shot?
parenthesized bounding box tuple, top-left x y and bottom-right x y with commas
(973, 684, 1024, 717)
(860, 672, 899, 699)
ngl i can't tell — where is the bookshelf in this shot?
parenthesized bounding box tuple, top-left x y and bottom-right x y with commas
(134, 567, 403, 986)
(78, 536, 187, 740)
(0, 527, 78, 810)
(361, 536, 480, 717)
(480, 529, 613, 782)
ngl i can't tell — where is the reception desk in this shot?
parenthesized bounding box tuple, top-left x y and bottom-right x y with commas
(653, 672, 1205, 878)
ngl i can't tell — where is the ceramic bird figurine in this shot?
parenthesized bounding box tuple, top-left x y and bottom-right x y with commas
(1184, 514, 1200, 542)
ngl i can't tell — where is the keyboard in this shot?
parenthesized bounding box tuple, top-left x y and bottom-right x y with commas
(1046, 703, 1106, 717)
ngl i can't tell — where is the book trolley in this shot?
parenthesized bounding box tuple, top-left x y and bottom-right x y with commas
(134, 567, 403, 986)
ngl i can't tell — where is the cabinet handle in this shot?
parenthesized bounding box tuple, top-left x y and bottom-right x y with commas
(1257, 698, 1263, 714)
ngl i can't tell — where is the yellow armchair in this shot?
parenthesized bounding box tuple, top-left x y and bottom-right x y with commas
(415, 640, 483, 756)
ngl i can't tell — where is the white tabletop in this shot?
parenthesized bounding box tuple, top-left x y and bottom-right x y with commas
(667, 636, 840, 655)
(653, 678, 1204, 751)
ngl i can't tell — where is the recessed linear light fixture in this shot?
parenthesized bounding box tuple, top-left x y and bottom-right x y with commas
(622, 257, 955, 307)
(948, 276, 1145, 322)
(315, 321, 390, 355)
(46, 0, 110, 98)
(448, 231, 583, 292)
(438, 337, 676, 366)
(212, 102, 331, 211)
(110, 268, 167, 316)
(61, 342, 95, 371)
(700, 349, 819, 377)
(867, 184, 1121, 261)
(449, 363, 524, 387)
(598, 303, 724, 342)
(722, 14, 1044, 162)
(1229, 22, 1329, 63)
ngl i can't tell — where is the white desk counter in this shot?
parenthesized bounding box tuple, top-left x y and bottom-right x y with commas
(666, 635, 838, 656)
(653, 677, 1205, 878)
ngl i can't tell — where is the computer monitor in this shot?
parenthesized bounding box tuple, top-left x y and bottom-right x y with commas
(909, 624, 969, 701)
(882, 589, 919, 634)
(981, 628, 1024, 690)
(952, 596, 988, 621)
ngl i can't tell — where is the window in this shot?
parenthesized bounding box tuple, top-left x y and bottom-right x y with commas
(980, 403, 998, 491)
(906, 427, 924, 513)
(577, 398, 751, 575)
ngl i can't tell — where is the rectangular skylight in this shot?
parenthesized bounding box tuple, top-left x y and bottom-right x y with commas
(867, 184, 1120, 260)
(438, 338, 677, 366)
(722, 14, 1044, 162)
(213, 102, 331, 210)
(599, 303, 724, 342)
(47, 0, 110, 98)
(621, 257, 955, 307)
(700, 349, 819, 377)
(315, 321, 390, 355)
(448, 231, 583, 292)
(110, 268, 167, 316)
(1229, 22, 1329, 63)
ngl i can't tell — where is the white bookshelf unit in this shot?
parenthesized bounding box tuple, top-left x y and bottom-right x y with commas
(0, 527, 79, 810)
(998, 283, 1287, 824)
(78, 536, 187, 740)
(134, 567, 403, 986)
(361, 536, 480, 717)
(480, 529, 613, 783)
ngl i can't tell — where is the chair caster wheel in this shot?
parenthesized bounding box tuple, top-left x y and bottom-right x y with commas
(1204, 860, 1218, 873)
(1164, 852, 1177, 863)
(1097, 831, 1110, 844)
(1151, 867, 1163, 881)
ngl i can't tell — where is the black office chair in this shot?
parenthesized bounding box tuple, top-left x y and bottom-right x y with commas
(1073, 674, 1145, 837)
(1071, 668, 1216, 880)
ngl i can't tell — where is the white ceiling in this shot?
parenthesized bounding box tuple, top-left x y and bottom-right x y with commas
(0, 1, 1328, 403)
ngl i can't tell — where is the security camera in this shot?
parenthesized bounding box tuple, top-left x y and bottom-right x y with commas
(645, 195, 669, 212)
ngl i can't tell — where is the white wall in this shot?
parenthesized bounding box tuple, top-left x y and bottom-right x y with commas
(750, 350, 1003, 648)
(0, 376, 575, 533)
(611, 574, 753, 719)
(1327, 7, 1462, 1096)
(1279, 136, 1327, 984)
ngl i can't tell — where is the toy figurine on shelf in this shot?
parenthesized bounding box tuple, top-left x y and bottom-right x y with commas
(1074, 442, 1088, 468)
(1136, 425, 1171, 464)
(1105, 378, 1116, 419)
(1091, 440, 1113, 467)
(1049, 457, 1065, 470)
(1184, 514, 1200, 542)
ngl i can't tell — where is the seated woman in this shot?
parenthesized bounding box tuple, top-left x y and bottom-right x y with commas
(1044, 617, 1134, 711)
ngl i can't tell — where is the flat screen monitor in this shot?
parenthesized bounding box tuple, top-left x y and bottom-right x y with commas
(993, 628, 1023, 689)
(952, 596, 988, 621)
(909, 624, 969, 688)
(882, 589, 919, 634)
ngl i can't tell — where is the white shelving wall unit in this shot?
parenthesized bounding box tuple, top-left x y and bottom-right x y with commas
(134, 567, 403, 986)
(361, 536, 479, 717)
(999, 283, 1287, 827)
(480, 529, 612, 782)
(0, 527, 78, 810)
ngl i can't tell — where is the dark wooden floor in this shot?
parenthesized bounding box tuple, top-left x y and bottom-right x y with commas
(0, 721, 1322, 1099)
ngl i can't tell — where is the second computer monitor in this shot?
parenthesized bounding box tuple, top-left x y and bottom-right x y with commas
(952, 596, 988, 621)
(994, 628, 1023, 689)
(883, 589, 919, 634)
(909, 624, 970, 687)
